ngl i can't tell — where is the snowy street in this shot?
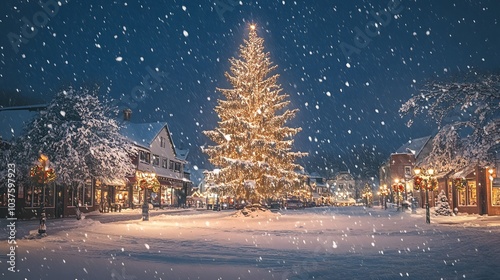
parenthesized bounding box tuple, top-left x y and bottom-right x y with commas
(2, 207, 500, 280)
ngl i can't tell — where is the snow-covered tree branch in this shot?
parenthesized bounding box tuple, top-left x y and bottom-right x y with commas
(400, 73, 500, 172)
(9, 87, 137, 186)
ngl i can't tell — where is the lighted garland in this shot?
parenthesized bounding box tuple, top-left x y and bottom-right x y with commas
(413, 176, 422, 190)
(454, 178, 467, 191)
(138, 177, 161, 193)
(30, 165, 56, 184)
(428, 178, 438, 191)
(412, 176, 437, 191)
(392, 183, 404, 192)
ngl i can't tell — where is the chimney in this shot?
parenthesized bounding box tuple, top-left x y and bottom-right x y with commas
(123, 109, 132, 121)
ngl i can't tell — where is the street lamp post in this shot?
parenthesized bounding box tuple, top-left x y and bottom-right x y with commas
(393, 179, 404, 211)
(39, 154, 48, 234)
(30, 154, 55, 235)
(138, 171, 157, 221)
(379, 184, 388, 210)
(142, 181, 149, 221)
(414, 167, 434, 224)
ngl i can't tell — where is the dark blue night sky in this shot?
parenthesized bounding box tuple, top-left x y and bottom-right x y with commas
(1, 0, 500, 178)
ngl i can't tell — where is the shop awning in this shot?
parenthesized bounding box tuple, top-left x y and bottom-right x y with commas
(452, 166, 476, 179)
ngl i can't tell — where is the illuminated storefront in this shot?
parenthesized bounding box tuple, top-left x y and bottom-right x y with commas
(486, 167, 500, 215)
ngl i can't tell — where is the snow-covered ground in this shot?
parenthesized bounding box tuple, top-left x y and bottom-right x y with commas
(1, 206, 500, 280)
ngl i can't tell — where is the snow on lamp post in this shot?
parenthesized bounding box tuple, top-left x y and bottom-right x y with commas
(413, 167, 435, 224)
(30, 154, 56, 235)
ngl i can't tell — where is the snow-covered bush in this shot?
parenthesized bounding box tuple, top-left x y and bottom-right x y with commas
(434, 190, 453, 216)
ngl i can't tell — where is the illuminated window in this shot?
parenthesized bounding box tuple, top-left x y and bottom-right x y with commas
(458, 188, 466, 206)
(492, 187, 500, 206)
(24, 183, 55, 208)
(67, 181, 93, 207)
(468, 182, 477, 206)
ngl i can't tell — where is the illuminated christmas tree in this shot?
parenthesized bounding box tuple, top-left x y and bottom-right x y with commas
(203, 24, 306, 204)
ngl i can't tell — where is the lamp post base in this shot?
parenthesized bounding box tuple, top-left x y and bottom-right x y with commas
(38, 212, 46, 235)
(142, 203, 149, 221)
(425, 189, 430, 224)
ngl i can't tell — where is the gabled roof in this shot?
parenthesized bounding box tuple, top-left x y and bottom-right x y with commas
(175, 148, 189, 161)
(120, 122, 176, 152)
(394, 135, 432, 157)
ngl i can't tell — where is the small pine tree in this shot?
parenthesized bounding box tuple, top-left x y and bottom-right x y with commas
(434, 190, 453, 216)
(203, 24, 307, 203)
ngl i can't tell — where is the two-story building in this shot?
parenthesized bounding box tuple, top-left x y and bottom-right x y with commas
(112, 122, 191, 209)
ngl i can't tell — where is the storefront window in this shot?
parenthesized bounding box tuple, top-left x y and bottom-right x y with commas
(492, 187, 500, 206)
(82, 181, 93, 206)
(114, 186, 130, 208)
(68, 182, 93, 206)
(468, 182, 477, 206)
(95, 188, 101, 206)
(133, 187, 141, 206)
(458, 188, 466, 206)
(24, 183, 55, 207)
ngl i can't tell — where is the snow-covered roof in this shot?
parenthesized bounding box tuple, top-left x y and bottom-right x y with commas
(395, 135, 432, 156)
(120, 122, 175, 150)
(451, 166, 476, 179)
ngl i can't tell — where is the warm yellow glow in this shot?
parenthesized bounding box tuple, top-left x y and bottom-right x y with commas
(40, 154, 48, 162)
(250, 24, 256, 30)
(137, 171, 156, 178)
(394, 178, 399, 183)
(414, 167, 421, 175)
(489, 168, 494, 175)
(428, 169, 434, 176)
